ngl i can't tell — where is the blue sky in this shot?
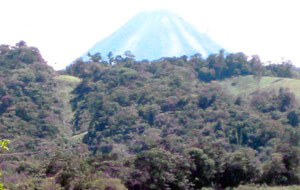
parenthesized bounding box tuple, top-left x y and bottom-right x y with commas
(0, 0, 299, 70)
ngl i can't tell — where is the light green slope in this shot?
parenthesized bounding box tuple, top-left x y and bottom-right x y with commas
(220, 75, 300, 100)
(203, 185, 300, 190)
(54, 75, 81, 137)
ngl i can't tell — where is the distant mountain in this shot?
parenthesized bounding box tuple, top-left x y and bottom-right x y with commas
(82, 9, 223, 61)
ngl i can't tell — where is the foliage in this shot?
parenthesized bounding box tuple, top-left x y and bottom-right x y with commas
(185, 147, 215, 188)
(215, 149, 260, 188)
(2, 44, 300, 189)
(260, 145, 300, 185)
(65, 51, 300, 189)
(127, 148, 191, 190)
(0, 43, 68, 152)
(0, 139, 9, 190)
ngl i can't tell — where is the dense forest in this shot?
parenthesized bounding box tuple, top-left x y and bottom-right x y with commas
(1, 42, 300, 190)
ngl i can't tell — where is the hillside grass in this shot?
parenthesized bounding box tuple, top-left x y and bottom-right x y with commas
(54, 75, 81, 137)
(220, 75, 300, 100)
(203, 185, 300, 190)
(56, 74, 82, 83)
(235, 185, 300, 190)
(71, 131, 88, 143)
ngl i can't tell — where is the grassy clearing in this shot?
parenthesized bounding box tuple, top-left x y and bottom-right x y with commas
(235, 185, 300, 190)
(56, 74, 81, 83)
(220, 75, 300, 100)
(202, 185, 300, 190)
(54, 75, 81, 137)
(71, 131, 88, 143)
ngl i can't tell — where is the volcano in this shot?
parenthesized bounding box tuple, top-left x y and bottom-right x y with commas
(82, 9, 223, 61)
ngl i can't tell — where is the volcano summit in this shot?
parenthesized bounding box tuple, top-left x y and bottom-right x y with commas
(83, 9, 223, 61)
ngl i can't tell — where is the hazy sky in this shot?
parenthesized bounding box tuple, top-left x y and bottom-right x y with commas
(0, 0, 299, 70)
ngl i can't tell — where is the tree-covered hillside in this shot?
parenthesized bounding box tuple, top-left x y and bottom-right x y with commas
(65, 52, 300, 189)
(1, 44, 300, 189)
(0, 42, 68, 152)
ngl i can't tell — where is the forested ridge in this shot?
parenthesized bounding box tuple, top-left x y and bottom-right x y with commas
(1, 43, 300, 189)
(0, 42, 64, 151)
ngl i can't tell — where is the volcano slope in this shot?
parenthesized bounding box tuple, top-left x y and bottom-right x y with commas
(82, 9, 223, 61)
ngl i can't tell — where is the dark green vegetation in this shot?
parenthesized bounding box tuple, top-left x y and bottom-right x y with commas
(0, 42, 63, 152)
(1, 43, 300, 189)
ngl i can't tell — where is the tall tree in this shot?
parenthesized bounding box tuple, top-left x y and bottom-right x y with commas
(87, 52, 102, 63)
(251, 55, 263, 90)
(107, 51, 114, 65)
